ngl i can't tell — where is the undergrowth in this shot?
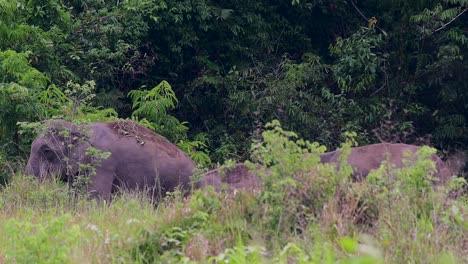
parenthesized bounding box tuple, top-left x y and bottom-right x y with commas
(0, 121, 466, 263)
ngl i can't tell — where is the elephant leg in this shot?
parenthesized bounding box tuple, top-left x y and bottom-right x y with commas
(87, 166, 115, 201)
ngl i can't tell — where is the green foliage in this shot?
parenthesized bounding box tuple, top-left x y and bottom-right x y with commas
(132, 189, 225, 263)
(64, 0, 156, 95)
(1, 214, 80, 264)
(0, 153, 15, 185)
(0, 0, 466, 163)
(408, 0, 468, 145)
(1, 2, 468, 261)
(0, 0, 75, 82)
(211, 240, 266, 263)
(250, 120, 337, 239)
(0, 50, 48, 154)
(61, 80, 118, 122)
(129, 80, 211, 165)
(129, 80, 188, 142)
(221, 53, 354, 152)
(362, 162, 466, 263)
(0, 50, 49, 88)
(38, 84, 70, 116)
(177, 137, 212, 167)
(35, 80, 118, 122)
(1, 141, 468, 263)
(0, 174, 71, 211)
(211, 133, 243, 163)
(252, 120, 326, 173)
(330, 28, 386, 93)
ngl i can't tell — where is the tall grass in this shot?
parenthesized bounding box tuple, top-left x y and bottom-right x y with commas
(0, 123, 466, 263)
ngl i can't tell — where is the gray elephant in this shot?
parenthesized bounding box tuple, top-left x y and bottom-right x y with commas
(319, 143, 451, 184)
(195, 163, 262, 193)
(24, 119, 196, 201)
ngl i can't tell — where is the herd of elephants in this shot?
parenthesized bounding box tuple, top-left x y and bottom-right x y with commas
(23, 119, 465, 201)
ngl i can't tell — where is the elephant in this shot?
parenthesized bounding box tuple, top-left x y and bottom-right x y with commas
(24, 119, 196, 201)
(319, 143, 451, 184)
(195, 163, 262, 194)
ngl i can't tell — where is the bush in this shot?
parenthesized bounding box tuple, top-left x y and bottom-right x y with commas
(1, 214, 81, 264)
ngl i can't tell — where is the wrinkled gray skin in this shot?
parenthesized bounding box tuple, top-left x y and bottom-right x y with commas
(24, 119, 196, 201)
(319, 143, 451, 184)
(196, 163, 262, 193)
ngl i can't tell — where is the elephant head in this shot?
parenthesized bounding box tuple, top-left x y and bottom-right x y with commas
(24, 120, 94, 182)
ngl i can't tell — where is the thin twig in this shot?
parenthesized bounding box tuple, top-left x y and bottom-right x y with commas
(350, 0, 369, 21)
(349, 0, 386, 34)
(369, 82, 386, 97)
(434, 8, 467, 33)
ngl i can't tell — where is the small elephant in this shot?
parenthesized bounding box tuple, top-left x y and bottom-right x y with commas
(320, 143, 451, 184)
(24, 119, 196, 201)
(195, 163, 262, 193)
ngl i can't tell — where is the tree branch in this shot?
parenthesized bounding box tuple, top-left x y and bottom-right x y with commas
(434, 8, 467, 33)
(350, 0, 369, 21)
(350, 0, 386, 34)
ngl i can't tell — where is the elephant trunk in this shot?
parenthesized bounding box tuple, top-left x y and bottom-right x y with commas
(24, 156, 49, 180)
(24, 160, 33, 176)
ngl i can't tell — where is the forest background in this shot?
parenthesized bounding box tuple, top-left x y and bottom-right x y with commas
(0, 0, 467, 175)
(0, 1, 467, 262)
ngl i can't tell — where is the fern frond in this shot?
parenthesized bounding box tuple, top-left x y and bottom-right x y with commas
(440, 7, 460, 21)
(446, 28, 468, 47)
(444, 0, 468, 7)
(128, 80, 189, 141)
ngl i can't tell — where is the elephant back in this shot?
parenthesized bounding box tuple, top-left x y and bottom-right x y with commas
(103, 120, 191, 160)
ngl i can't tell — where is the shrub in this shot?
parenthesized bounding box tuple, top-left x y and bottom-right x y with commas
(1, 214, 80, 264)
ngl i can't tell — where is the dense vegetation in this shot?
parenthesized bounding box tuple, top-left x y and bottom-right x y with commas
(0, 0, 467, 164)
(0, 0, 467, 262)
(1, 123, 467, 263)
